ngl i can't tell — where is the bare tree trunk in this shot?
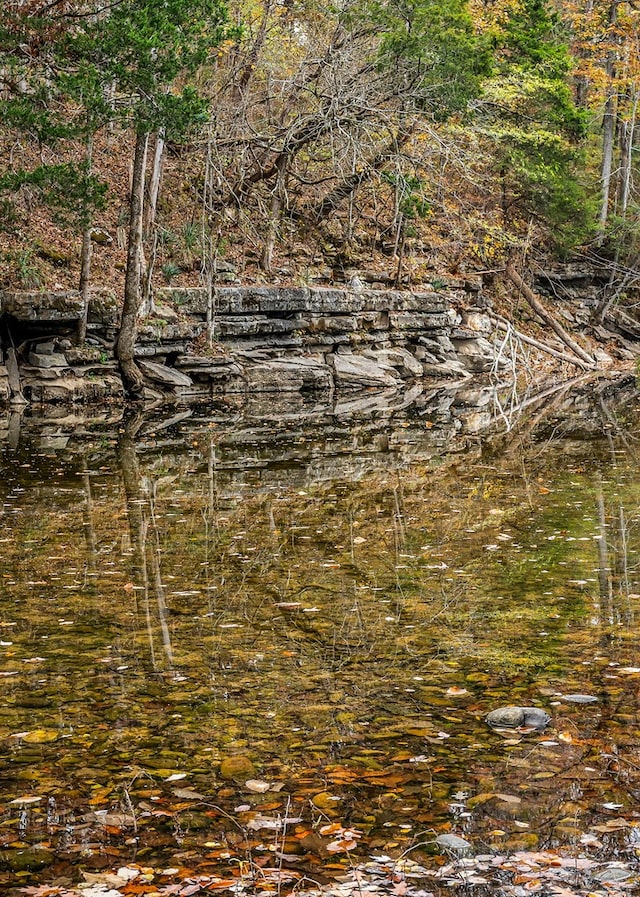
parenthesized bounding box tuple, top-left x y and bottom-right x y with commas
(617, 94, 638, 215)
(597, 2, 618, 238)
(144, 130, 165, 235)
(81, 458, 97, 572)
(261, 153, 287, 272)
(599, 93, 616, 231)
(148, 481, 173, 667)
(490, 314, 594, 369)
(6, 347, 27, 405)
(394, 216, 406, 288)
(596, 479, 613, 625)
(77, 136, 94, 346)
(116, 131, 149, 397)
(233, 0, 273, 101)
(117, 416, 156, 669)
(506, 263, 597, 368)
(77, 227, 93, 346)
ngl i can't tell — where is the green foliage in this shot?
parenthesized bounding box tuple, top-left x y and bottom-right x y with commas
(598, 208, 640, 257)
(494, 0, 570, 76)
(3, 248, 44, 289)
(371, 0, 490, 117)
(162, 261, 182, 282)
(63, 0, 230, 137)
(382, 172, 432, 218)
(182, 222, 201, 252)
(478, 0, 592, 244)
(0, 162, 107, 229)
(0, 0, 229, 249)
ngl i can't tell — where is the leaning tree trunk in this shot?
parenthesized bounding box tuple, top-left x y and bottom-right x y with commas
(116, 130, 149, 397)
(261, 153, 287, 273)
(506, 263, 596, 368)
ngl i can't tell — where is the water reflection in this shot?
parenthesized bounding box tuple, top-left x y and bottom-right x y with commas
(1, 378, 640, 888)
(118, 414, 174, 673)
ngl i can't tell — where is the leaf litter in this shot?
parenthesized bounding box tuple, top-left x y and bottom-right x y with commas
(5, 404, 640, 895)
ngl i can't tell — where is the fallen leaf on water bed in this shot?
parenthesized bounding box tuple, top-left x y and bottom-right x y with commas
(23, 729, 59, 744)
(116, 867, 140, 882)
(244, 780, 271, 794)
(86, 810, 136, 827)
(319, 824, 344, 836)
(246, 815, 303, 831)
(171, 788, 206, 800)
(560, 694, 599, 704)
(313, 792, 341, 810)
(81, 871, 128, 888)
(326, 838, 359, 853)
(78, 890, 122, 897)
(592, 865, 635, 883)
(591, 818, 629, 833)
(9, 795, 43, 806)
(466, 793, 494, 809)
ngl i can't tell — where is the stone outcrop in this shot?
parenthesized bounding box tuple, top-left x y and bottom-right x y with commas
(0, 280, 503, 403)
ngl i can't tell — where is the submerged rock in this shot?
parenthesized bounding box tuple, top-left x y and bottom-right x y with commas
(486, 706, 551, 730)
(219, 755, 256, 781)
(0, 847, 54, 871)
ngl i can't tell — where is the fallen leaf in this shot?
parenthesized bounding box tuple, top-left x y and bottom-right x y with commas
(244, 780, 271, 794)
(22, 729, 59, 744)
(319, 823, 344, 836)
(326, 838, 358, 853)
(171, 788, 206, 800)
(496, 794, 521, 804)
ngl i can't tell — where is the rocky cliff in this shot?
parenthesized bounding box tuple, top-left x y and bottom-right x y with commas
(0, 278, 518, 404)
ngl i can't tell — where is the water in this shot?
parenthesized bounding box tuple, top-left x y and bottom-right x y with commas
(1, 380, 640, 892)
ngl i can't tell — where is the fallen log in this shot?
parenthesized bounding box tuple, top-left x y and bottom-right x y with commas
(506, 263, 597, 368)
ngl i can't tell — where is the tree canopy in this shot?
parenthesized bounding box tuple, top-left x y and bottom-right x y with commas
(1, 0, 640, 324)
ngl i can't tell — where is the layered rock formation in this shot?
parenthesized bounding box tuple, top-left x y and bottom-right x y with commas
(0, 280, 502, 404)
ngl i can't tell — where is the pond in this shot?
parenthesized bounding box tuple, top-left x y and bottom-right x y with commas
(2, 378, 640, 897)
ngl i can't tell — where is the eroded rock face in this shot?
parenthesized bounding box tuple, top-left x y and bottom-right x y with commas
(1, 290, 85, 322)
(1, 281, 502, 404)
(486, 706, 551, 730)
(244, 357, 333, 392)
(331, 353, 401, 389)
(138, 360, 193, 388)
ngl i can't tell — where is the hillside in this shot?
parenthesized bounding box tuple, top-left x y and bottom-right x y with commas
(1, 0, 640, 395)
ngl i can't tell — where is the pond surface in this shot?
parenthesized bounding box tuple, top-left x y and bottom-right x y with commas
(2, 379, 640, 896)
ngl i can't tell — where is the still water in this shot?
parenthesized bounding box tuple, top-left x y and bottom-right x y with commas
(2, 380, 640, 892)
